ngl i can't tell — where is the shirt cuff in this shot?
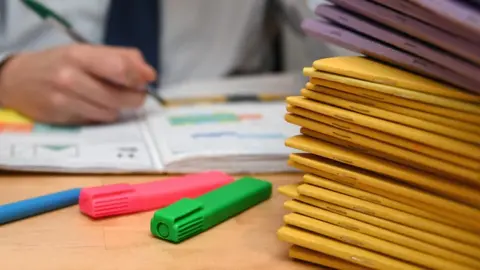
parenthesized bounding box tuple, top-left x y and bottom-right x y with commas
(0, 52, 12, 106)
(0, 52, 12, 69)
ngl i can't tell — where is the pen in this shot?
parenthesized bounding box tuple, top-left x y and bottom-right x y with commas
(0, 188, 81, 225)
(150, 176, 272, 243)
(21, 0, 167, 105)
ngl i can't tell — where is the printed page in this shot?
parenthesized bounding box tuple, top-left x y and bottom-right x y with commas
(0, 108, 164, 173)
(145, 101, 299, 172)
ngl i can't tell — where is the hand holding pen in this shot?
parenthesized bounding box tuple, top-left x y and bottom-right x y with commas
(0, 45, 157, 124)
(21, 0, 166, 105)
(0, 0, 164, 125)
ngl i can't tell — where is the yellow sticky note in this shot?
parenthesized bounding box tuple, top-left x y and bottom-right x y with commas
(0, 109, 32, 124)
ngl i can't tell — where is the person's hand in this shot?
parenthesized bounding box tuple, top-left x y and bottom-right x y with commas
(0, 44, 157, 124)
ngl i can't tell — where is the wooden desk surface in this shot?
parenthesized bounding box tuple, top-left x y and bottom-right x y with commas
(0, 173, 320, 270)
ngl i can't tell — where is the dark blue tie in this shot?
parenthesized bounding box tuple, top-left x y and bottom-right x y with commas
(104, 0, 160, 84)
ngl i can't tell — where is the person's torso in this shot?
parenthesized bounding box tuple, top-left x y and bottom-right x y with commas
(0, 0, 274, 87)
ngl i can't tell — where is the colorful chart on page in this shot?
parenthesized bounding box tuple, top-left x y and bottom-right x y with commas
(0, 109, 80, 134)
(168, 112, 263, 126)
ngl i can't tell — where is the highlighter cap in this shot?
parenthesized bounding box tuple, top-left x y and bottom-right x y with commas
(151, 198, 205, 243)
(151, 177, 272, 243)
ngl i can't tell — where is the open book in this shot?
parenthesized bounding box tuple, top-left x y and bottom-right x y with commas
(0, 100, 298, 173)
(0, 74, 303, 173)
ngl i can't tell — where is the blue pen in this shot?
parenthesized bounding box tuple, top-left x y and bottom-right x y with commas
(0, 188, 81, 225)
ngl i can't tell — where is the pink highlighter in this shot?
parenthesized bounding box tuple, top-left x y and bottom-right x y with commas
(79, 171, 234, 218)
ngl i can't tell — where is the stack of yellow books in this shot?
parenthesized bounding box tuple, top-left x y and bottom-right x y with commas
(277, 56, 480, 270)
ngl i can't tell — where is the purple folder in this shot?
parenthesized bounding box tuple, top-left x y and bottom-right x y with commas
(370, 0, 480, 44)
(301, 18, 480, 94)
(315, 4, 480, 85)
(328, 0, 480, 66)
(411, 0, 480, 37)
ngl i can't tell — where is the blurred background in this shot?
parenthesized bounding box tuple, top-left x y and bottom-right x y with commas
(0, 0, 356, 90)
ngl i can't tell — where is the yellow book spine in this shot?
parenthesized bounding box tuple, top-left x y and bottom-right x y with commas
(301, 174, 465, 226)
(287, 159, 480, 232)
(285, 200, 480, 268)
(285, 135, 480, 207)
(298, 127, 472, 181)
(289, 245, 372, 270)
(309, 79, 480, 124)
(301, 88, 480, 144)
(277, 226, 423, 270)
(284, 213, 475, 270)
(311, 57, 480, 102)
(306, 83, 480, 134)
(277, 184, 480, 259)
(286, 96, 480, 160)
(287, 153, 480, 221)
(286, 104, 479, 170)
(297, 184, 480, 247)
(285, 113, 479, 183)
(303, 68, 480, 114)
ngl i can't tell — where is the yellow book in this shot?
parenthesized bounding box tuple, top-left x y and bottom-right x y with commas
(300, 88, 480, 144)
(298, 125, 479, 185)
(286, 96, 480, 160)
(311, 56, 480, 103)
(285, 200, 480, 268)
(305, 83, 480, 134)
(284, 213, 475, 270)
(301, 173, 461, 227)
(298, 123, 480, 186)
(298, 127, 458, 178)
(298, 128, 415, 171)
(286, 104, 479, 170)
(285, 113, 479, 183)
(308, 79, 480, 125)
(285, 135, 480, 207)
(299, 128, 381, 159)
(287, 153, 480, 227)
(277, 226, 423, 270)
(278, 185, 480, 259)
(287, 160, 480, 232)
(288, 245, 372, 270)
(303, 68, 480, 114)
(297, 183, 480, 247)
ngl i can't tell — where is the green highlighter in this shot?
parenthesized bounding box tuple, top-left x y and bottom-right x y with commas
(150, 176, 272, 243)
